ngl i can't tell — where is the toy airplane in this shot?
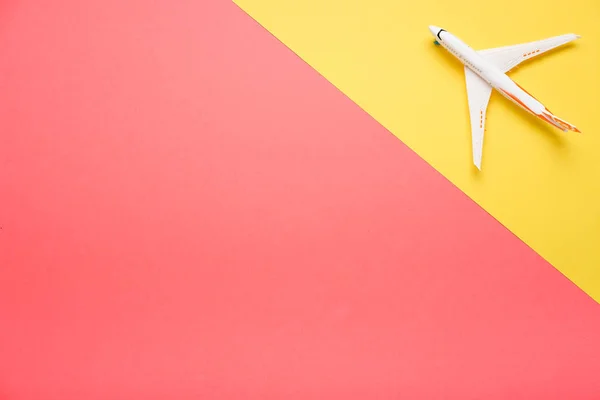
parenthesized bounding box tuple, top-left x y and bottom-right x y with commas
(429, 25, 581, 170)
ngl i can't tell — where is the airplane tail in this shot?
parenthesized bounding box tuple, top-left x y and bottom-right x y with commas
(539, 110, 581, 133)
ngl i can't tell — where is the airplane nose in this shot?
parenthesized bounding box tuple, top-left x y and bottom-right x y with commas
(429, 25, 441, 36)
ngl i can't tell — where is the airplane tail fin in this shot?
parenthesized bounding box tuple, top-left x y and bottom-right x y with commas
(540, 110, 581, 133)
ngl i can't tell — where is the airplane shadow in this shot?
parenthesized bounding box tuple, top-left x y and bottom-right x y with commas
(469, 97, 567, 178)
(496, 93, 566, 148)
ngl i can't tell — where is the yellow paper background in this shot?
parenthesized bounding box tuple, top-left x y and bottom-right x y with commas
(233, 0, 600, 302)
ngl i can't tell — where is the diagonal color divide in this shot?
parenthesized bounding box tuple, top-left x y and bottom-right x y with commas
(2, 2, 600, 398)
(233, 0, 600, 302)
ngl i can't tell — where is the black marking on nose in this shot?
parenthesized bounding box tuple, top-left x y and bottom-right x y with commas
(437, 29, 446, 41)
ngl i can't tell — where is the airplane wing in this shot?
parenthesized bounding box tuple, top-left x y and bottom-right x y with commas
(478, 34, 580, 73)
(464, 66, 493, 170)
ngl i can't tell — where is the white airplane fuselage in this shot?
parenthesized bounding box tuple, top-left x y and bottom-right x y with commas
(429, 26, 547, 116)
(428, 25, 580, 168)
